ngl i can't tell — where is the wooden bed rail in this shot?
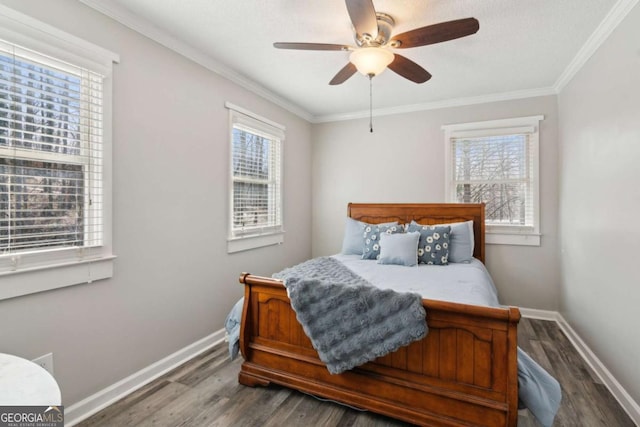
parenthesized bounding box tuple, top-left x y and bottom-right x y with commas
(239, 273, 520, 322)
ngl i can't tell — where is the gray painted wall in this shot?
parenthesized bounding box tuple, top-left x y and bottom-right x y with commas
(558, 4, 640, 404)
(311, 96, 561, 310)
(0, 0, 312, 405)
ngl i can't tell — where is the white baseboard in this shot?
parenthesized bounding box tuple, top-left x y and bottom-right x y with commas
(520, 307, 640, 425)
(518, 307, 558, 321)
(64, 328, 226, 426)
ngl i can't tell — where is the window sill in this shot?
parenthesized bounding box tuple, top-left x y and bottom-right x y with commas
(0, 256, 116, 301)
(227, 232, 284, 253)
(486, 232, 540, 246)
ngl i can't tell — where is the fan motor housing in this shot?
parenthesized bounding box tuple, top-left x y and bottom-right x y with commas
(355, 13, 396, 47)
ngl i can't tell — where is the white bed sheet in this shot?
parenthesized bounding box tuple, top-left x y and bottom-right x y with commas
(332, 254, 500, 308)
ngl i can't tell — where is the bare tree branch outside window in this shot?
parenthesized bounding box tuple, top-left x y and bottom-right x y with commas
(231, 125, 281, 235)
(452, 134, 532, 227)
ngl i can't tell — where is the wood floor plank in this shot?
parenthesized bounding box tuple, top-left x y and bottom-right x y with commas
(77, 320, 635, 427)
(195, 386, 289, 427)
(543, 321, 603, 385)
(130, 384, 214, 427)
(77, 380, 182, 427)
(518, 317, 537, 341)
(261, 390, 306, 427)
(173, 347, 232, 388)
(102, 381, 191, 427)
(592, 382, 636, 427)
(529, 318, 553, 342)
(167, 346, 226, 382)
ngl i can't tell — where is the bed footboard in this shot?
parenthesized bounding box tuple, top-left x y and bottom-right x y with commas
(238, 273, 520, 427)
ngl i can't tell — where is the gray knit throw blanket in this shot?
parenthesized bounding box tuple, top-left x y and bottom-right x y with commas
(274, 257, 427, 374)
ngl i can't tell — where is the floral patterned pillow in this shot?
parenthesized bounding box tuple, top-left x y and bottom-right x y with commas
(406, 223, 451, 265)
(362, 223, 404, 260)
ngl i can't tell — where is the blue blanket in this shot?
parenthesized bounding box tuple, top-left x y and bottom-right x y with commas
(517, 347, 562, 426)
(224, 298, 244, 361)
(274, 257, 427, 374)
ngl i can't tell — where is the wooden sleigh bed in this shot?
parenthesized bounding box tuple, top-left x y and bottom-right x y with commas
(238, 203, 521, 427)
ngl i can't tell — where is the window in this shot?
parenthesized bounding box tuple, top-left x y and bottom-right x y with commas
(443, 116, 543, 246)
(0, 5, 117, 300)
(226, 102, 284, 253)
(0, 45, 103, 253)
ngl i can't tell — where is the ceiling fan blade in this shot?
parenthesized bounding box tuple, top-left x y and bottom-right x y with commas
(329, 63, 357, 85)
(273, 42, 349, 51)
(393, 18, 479, 48)
(388, 54, 432, 84)
(345, 0, 378, 39)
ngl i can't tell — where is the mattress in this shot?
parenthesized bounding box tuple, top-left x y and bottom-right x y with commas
(333, 254, 500, 308)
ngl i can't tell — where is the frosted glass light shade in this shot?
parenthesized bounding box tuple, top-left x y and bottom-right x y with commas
(350, 47, 394, 76)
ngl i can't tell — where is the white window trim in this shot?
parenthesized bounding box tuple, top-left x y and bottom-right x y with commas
(0, 5, 119, 300)
(443, 115, 544, 246)
(225, 102, 285, 253)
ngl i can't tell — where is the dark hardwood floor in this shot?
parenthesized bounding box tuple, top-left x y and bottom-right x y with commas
(77, 319, 635, 426)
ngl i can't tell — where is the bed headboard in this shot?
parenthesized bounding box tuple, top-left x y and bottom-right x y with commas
(347, 203, 485, 263)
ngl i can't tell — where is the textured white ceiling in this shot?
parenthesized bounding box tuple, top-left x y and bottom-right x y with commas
(86, 0, 619, 119)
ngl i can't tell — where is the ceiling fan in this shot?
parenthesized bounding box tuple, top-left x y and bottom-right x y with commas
(273, 0, 480, 85)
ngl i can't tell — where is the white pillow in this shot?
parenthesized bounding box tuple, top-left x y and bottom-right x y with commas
(377, 231, 420, 267)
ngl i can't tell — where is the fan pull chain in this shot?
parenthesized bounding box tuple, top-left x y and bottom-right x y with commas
(369, 74, 373, 133)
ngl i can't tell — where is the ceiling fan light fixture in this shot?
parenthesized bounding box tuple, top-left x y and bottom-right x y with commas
(350, 47, 394, 77)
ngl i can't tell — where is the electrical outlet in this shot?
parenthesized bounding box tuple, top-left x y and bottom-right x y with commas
(32, 353, 54, 376)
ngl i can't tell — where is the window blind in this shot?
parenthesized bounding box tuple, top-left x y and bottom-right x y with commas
(450, 132, 536, 230)
(230, 111, 283, 238)
(0, 40, 103, 254)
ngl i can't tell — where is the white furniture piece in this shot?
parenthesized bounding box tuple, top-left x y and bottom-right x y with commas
(0, 353, 61, 405)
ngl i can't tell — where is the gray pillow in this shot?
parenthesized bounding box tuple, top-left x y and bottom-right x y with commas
(406, 223, 451, 265)
(341, 217, 366, 255)
(448, 221, 474, 263)
(377, 231, 420, 266)
(341, 218, 398, 255)
(410, 220, 474, 263)
(362, 223, 403, 260)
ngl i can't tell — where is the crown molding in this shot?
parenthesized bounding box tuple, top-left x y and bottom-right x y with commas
(312, 87, 557, 123)
(78, 0, 635, 125)
(553, 0, 639, 92)
(78, 0, 314, 123)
